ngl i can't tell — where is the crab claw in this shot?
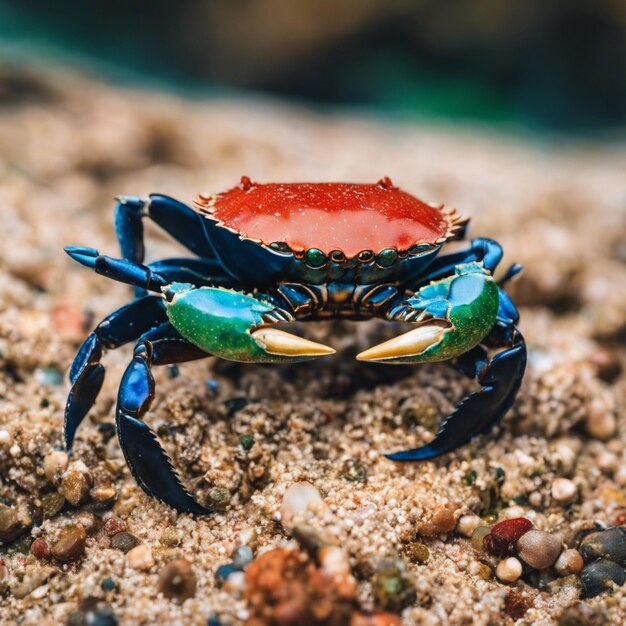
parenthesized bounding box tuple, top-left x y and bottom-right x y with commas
(356, 322, 447, 362)
(358, 262, 500, 364)
(251, 327, 335, 358)
(165, 284, 334, 362)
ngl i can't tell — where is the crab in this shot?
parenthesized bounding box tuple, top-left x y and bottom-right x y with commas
(64, 177, 526, 514)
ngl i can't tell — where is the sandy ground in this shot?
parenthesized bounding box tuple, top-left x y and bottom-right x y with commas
(0, 63, 625, 625)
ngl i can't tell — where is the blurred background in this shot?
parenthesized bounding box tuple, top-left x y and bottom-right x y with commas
(1, 0, 626, 133)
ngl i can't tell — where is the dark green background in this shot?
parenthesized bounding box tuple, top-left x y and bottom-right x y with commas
(1, 0, 625, 133)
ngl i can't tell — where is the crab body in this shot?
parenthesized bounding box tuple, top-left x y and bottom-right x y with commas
(64, 178, 526, 514)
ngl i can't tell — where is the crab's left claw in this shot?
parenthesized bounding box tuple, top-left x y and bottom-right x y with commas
(357, 262, 500, 364)
(165, 284, 335, 362)
(357, 263, 525, 462)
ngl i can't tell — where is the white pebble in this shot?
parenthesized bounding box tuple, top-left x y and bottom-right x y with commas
(281, 481, 325, 524)
(9, 444, 21, 457)
(496, 557, 522, 583)
(551, 478, 578, 504)
(223, 570, 246, 595)
(0, 430, 11, 447)
(456, 514, 483, 538)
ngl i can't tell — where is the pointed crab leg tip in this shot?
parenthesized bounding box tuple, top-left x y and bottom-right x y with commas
(64, 246, 100, 268)
(384, 449, 437, 462)
(356, 324, 445, 362)
(251, 327, 335, 358)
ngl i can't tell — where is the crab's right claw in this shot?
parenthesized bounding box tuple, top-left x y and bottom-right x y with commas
(164, 284, 334, 363)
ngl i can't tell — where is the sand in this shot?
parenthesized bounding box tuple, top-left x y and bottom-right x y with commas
(0, 62, 625, 625)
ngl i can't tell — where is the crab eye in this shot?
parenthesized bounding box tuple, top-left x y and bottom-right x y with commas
(329, 250, 345, 263)
(358, 250, 374, 263)
(305, 248, 326, 268)
(376, 248, 398, 267)
(408, 243, 435, 256)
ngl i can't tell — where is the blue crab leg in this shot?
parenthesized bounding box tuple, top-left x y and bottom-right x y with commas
(114, 194, 217, 264)
(116, 324, 211, 514)
(65, 296, 168, 449)
(65, 248, 235, 292)
(64, 247, 168, 293)
(357, 261, 526, 460)
(385, 328, 526, 461)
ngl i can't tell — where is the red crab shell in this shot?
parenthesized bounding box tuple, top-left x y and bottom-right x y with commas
(194, 177, 466, 258)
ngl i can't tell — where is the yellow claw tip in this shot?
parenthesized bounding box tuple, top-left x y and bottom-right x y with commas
(251, 327, 335, 358)
(356, 324, 445, 362)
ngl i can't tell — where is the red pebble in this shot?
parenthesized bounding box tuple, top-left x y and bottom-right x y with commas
(30, 538, 50, 560)
(484, 517, 533, 556)
(103, 516, 127, 536)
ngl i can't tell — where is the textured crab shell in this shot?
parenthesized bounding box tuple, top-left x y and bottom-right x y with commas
(194, 177, 466, 258)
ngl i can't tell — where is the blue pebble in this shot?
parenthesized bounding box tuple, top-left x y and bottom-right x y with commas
(167, 365, 180, 379)
(232, 545, 253, 570)
(207, 617, 222, 626)
(205, 378, 219, 395)
(101, 577, 118, 592)
(215, 563, 238, 585)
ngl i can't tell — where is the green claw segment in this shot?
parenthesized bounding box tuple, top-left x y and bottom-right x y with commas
(357, 262, 499, 363)
(165, 284, 334, 362)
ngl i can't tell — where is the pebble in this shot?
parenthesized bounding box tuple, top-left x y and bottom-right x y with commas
(60, 462, 93, 506)
(340, 458, 367, 482)
(43, 450, 69, 483)
(101, 578, 118, 593)
(496, 557, 523, 583)
(579, 527, 626, 566)
(111, 532, 141, 553)
(416, 503, 457, 536)
(158, 559, 197, 599)
(232, 545, 253, 570)
(584, 402, 617, 440)
(371, 559, 416, 612)
(51, 524, 86, 562)
(160, 527, 183, 547)
(281, 481, 325, 524)
(0, 504, 24, 543)
(580, 559, 626, 598)
(404, 541, 429, 564)
(91, 485, 118, 505)
(471, 525, 491, 551)
(41, 492, 65, 519)
(30, 537, 50, 560)
(554, 549, 584, 576)
(103, 517, 127, 536)
(239, 434, 255, 451)
(484, 518, 533, 556)
(216, 563, 238, 585)
(515, 529, 562, 569)
(126, 544, 154, 570)
(223, 570, 246, 595)
(0, 430, 11, 448)
(551, 478, 578, 504)
(36, 366, 63, 386)
(468, 561, 492, 580)
(456, 514, 483, 538)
